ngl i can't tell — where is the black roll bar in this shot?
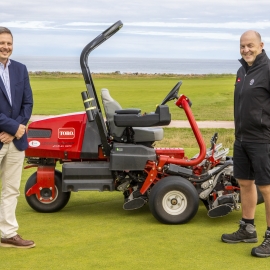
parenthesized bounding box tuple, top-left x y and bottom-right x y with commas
(80, 20, 123, 112)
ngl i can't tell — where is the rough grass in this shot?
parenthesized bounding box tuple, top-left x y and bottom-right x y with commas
(156, 128, 235, 157)
(29, 74, 235, 120)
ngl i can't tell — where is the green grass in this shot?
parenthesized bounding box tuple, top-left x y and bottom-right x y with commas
(0, 164, 269, 270)
(2, 75, 268, 269)
(29, 74, 235, 120)
(156, 128, 235, 156)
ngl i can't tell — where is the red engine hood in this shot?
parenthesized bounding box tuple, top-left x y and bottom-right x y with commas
(26, 112, 87, 160)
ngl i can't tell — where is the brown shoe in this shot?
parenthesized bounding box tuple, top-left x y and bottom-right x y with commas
(0, 234, 35, 249)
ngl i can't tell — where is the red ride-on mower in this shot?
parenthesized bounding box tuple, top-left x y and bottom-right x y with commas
(24, 20, 262, 224)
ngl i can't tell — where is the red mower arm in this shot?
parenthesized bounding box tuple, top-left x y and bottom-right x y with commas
(164, 94, 206, 166)
(140, 95, 207, 195)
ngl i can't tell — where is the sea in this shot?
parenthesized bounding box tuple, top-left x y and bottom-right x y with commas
(14, 56, 241, 75)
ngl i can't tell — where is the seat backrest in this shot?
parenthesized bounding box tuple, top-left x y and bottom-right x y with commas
(101, 88, 125, 138)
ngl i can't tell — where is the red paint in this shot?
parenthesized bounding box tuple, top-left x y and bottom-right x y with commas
(26, 166, 56, 201)
(140, 95, 207, 194)
(26, 112, 87, 160)
(155, 148, 185, 159)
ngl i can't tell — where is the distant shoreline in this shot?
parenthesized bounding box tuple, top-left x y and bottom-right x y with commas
(28, 71, 235, 78)
(19, 57, 240, 75)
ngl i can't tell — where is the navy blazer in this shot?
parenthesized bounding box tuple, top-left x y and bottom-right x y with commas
(0, 59, 33, 151)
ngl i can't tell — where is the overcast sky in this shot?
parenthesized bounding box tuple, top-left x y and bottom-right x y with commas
(1, 0, 270, 60)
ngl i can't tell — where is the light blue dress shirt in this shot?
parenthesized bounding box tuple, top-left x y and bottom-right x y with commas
(0, 59, 12, 106)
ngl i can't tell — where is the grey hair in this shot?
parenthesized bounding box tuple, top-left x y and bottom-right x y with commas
(254, 31, 262, 42)
(241, 30, 262, 42)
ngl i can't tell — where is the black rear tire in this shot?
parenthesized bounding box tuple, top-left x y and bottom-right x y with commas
(149, 176, 199, 224)
(25, 170, 71, 212)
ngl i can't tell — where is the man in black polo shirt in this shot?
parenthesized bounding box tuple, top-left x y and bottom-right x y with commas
(221, 30, 270, 258)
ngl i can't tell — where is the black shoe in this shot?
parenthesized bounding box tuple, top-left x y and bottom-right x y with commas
(251, 230, 270, 257)
(221, 220, 258, 243)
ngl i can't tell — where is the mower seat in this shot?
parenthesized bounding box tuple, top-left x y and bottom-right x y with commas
(101, 88, 164, 142)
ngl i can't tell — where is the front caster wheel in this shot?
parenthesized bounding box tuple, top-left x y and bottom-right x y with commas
(149, 176, 199, 224)
(25, 170, 71, 213)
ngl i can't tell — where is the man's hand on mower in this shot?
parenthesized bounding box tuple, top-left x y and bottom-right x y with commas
(15, 124, 26, 140)
(0, 131, 15, 144)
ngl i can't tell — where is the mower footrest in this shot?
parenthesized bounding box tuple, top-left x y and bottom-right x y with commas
(62, 162, 114, 192)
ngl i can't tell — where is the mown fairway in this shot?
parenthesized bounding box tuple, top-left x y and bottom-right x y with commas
(1, 166, 268, 270)
(29, 73, 235, 120)
(2, 74, 268, 270)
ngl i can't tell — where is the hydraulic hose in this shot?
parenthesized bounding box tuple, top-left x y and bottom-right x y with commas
(190, 160, 233, 183)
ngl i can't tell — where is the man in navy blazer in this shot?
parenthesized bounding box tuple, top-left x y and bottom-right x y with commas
(0, 27, 35, 248)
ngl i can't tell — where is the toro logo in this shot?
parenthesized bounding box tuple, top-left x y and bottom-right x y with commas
(58, 128, 75, 139)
